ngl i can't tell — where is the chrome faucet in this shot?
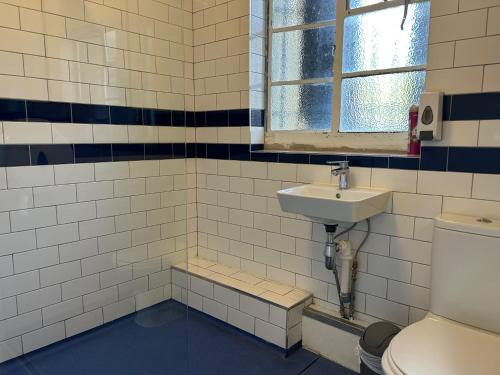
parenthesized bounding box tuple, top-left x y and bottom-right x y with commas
(328, 161, 350, 190)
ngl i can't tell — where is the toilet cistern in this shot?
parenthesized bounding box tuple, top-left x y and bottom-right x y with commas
(328, 161, 350, 190)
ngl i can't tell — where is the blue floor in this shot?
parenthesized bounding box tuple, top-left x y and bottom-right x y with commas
(1, 301, 356, 375)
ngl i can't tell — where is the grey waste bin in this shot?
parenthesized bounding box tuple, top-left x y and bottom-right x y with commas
(359, 322, 401, 375)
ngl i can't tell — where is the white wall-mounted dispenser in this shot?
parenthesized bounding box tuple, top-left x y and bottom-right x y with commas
(416, 92, 443, 141)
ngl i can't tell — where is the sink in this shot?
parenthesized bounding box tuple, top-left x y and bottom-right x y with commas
(277, 184, 391, 224)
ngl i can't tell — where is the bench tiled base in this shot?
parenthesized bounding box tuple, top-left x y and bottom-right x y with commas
(171, 257, 312, 350)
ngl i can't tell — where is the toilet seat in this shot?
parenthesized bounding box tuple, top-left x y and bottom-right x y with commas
(382, 314, 500, 375)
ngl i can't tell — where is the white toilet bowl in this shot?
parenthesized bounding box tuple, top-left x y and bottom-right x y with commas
(382, 313, 500, 375)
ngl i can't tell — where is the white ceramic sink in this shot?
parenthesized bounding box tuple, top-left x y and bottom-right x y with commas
(277, 184, 391, 224)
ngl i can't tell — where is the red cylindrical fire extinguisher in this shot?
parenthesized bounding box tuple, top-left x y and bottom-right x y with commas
(408, 105, 420, 155)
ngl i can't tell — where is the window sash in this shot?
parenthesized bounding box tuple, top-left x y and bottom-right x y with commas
(341, 65, 426, 79)
(266, 0, 428, 137)
(268, 12, 336, 87)
(271, 20, 336, 34)
(271, 78, 333, 87)
(267, 0, 336, 133)
(347, 0, 427, 15)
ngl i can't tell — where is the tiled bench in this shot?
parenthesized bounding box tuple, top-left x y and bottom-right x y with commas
(171, 257, 313, 350)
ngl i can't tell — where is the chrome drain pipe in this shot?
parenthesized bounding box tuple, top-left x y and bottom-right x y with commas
(323, 221, 370, 320)
(324, 225, 337, 270)
(323, 224, 348, 318)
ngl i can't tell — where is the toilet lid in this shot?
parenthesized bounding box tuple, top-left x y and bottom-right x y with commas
(386, 315, 500, 375)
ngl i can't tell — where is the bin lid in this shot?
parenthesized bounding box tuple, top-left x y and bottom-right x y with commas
(359, 321, 401, 357)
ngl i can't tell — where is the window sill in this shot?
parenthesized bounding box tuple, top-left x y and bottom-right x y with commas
(256, 148, 419, 159)
(264, 130, 409, 154)
(249, 147, 421, 169)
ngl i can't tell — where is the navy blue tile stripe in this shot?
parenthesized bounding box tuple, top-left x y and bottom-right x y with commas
(1, 93, 500, 128)
(0, 99, 261, 127)
(2, 143, 500, 173)
(420, 147, 447, 171)
(193, 109, 255, 127)
(27, 101, 71, 123)
(0, 99, 27, 121)
(446, 92, 500, 121)
(192, 144, 500, 174)
(0, 143, 187, 167)
(447, 147, 500, 174)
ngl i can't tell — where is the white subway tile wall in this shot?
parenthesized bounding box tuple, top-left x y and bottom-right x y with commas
(195, 158, 500, 327)
(0, 159, 193, 362)
(0, 0, 195, 360)
(1, 0, 500, 363)
(0, 4, 195, 360)
(193, 0, 250, 110)
(188, 0, 500, 327)
(426, 0, 500, 93)
(0, 0, 193, 110)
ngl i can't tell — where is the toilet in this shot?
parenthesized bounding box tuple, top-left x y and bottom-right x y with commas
(382, 213, 500, 375)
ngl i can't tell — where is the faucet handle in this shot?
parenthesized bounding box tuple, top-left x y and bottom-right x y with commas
(326, 160, 349, 169)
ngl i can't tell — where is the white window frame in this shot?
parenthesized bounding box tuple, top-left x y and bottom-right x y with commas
(265, 0, 428, 153)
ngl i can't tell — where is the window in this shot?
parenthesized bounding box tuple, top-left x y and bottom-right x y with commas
(267, 0, 430, 149)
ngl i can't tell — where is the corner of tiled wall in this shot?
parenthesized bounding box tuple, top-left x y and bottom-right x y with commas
(0, 0, 195, 363)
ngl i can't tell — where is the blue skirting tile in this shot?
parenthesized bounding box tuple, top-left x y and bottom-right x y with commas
(207, 143, 230, 159)
(251, 144, 264, 151)
(143, 109, 171, 126)
(171, 111, 185, 126)
(278, 153, 310, 164)
(31, 144, 75, 165)
(72, 104, 110, 124)
(448, 147, 500, 174)
(0, 145, 30, 167)
(206, 111, 228, 126)
(27, 101, 71, 123)
(229, 144, 250, 161)
(420, 147, 448, 171)
(310, 154, 346, 165)
(145, 143, 173, 160)
(112, 144, 144, 161)
(228, 109, 250, 126)
(389, 156, 420, 170)
(0, 99, 27, 121)
(110, 106, 142, 125)
(75, 144, 112, 163)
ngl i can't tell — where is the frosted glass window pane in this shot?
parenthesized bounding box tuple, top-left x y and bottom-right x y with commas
(272, 0, 336, 28)
(271, 83, 332, 131)
(272, 27, 335, 82)
(343, 2, 430, 73)
(349, 0, 385, 9)
(339, 71, 426, 133)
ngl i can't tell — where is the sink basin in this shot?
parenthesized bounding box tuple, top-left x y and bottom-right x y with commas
(277, 184, 391, 224)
